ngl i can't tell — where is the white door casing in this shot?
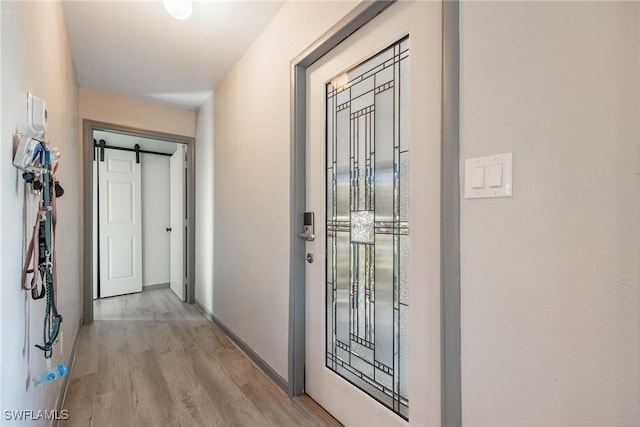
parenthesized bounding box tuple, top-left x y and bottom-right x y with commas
(169, 144, 186, 301)
(99, 148, 143, 298)
(304, 2, 443, 425)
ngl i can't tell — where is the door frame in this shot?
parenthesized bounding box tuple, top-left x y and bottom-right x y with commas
(288, 0, 461, 424)
(82, 119, 196, 323)
(169, 144, 187, 302)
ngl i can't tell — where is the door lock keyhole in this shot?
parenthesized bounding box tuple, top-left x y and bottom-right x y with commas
(306, 253, 314, 264)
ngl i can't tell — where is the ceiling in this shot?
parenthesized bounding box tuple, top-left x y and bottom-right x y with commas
(62, 1, 284, 111)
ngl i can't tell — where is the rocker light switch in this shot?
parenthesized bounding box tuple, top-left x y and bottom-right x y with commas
(464, 153, 513, 199)
(488, 164, 503, 188)
(471, 167, 485, 189)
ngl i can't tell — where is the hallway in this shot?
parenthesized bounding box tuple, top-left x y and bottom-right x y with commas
(1, 2, 638, 425)
(61, 289, 316, 426)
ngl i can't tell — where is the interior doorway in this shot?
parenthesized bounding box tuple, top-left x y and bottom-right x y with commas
(83, 120, 195, 323)
(92, 130, 187, 301)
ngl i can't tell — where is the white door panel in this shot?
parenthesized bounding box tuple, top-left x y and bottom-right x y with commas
(169, 145, 185, 301)
(99, 148, 143, 298)
(305, 2, 443, 425)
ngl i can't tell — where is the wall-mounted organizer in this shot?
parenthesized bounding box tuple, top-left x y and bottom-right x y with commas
(13, 93, 64, 361)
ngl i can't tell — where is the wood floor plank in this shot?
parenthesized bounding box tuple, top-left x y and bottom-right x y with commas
(95, 322, 132, 395)
(124, 320, 154, 354)
(187, 344, 267, 426)
(167, 319, 201, 350)
(220, 349, 258, 388)
(241, 381, 316, 427)
(63, 289, 318, 427)
(94, 295, 125, 320)
(191, 322, 224, 348)
(164, 290, 203, 321)
(144, 320, 183, 354)
(120, 291, 156, 321)
(90, 389, 141, 427)
(60, 373, 96, 427)
(148, 289, 181, 321)
(210, 323, 236, 350)
(130, 349, 178, 426)
(221, 352, 316, 427)
(158, 347, 228, 426)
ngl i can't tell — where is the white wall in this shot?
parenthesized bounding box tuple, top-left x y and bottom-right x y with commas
(194, 94, 214, 310)
(0, 4, 4, 384)
(141, 153, 170, 287)
(460, 2, 640, 425)
(214, 1, 360, 380)
(79, 88, 196, 138)
(0, 0, 80, 422)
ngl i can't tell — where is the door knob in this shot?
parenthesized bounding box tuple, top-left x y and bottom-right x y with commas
(166, 227, 172, 232)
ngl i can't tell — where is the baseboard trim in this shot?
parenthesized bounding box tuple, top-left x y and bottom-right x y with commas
(142, 282, 170, 291)
(194, 298, 288, 393)
(53, 321, 81, 427)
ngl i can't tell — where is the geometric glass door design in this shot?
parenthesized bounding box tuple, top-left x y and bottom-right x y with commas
(326, 37, 409, 419)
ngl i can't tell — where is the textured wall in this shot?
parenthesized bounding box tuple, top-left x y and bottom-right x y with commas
(214, 1, 360, 380)
(79, 88, 196, 138)
(460, 2, 640, 424)
(1, 1, 80, 422)
(194, 94, 214, 310)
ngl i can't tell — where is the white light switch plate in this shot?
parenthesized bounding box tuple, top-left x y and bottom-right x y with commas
(464, 153, 513, 199)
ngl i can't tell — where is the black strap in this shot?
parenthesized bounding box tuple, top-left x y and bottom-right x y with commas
(31, 219, 48, 300)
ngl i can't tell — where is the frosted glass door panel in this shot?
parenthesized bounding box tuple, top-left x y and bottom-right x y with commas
(326, 38, 410, 418)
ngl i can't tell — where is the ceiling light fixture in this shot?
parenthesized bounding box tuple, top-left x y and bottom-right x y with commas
(163, 0, 193, 20)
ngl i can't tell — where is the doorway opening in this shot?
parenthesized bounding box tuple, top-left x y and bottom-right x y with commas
(82, 120, 195, 324)
(93, 130, 186, 301)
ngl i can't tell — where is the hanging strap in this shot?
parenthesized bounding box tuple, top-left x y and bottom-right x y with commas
(52, 188, 58, 296)
(21, 202, 51, 299)
(21, 169, 59, 294)
(34, 171, 62, 358)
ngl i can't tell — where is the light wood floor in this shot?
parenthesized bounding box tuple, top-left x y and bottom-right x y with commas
(61, 288, 317, 427)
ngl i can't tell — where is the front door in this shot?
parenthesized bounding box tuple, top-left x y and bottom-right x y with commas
(305, 2, 443, 425)
(99, 148, 143, 298)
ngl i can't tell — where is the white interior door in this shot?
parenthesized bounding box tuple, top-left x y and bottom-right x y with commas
(169, 145, 185, 301)
(305, 2, 443, 425)
(99, 148, 143, 298)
